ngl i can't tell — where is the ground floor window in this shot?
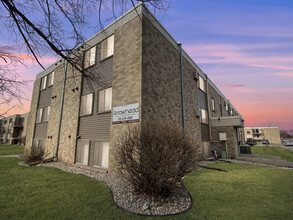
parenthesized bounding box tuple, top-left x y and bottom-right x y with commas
(75, 140, 90, 165)
(93, 141, 109, 169)
(32, 139, 46, 154)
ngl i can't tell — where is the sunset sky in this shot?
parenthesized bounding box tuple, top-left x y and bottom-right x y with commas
(1, 0, 293, 130)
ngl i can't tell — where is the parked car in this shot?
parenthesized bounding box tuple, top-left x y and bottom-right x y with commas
(246, 140, 257, 146)
(262, 139, 269, 145)
(286, 141, 293, 146)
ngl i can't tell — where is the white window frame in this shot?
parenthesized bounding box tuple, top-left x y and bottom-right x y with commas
(48, 71, 55, 87)
(36, 108, 43, 123)
(43, 106, 50, 122)
(198, 75, 206, 93)
(84, 46, 96, 69)
(200, 108, 208, 124)
(100, 35, 114, 60)
(80, 93, 93, 116)
(41, 76, 47, 91)
(75, 140, 90, 166)
(93, 141, 110, 169)
(211, 98, 215, 112)
(98, 87, 112, 113)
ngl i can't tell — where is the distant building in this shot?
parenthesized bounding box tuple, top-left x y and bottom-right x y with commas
(244, 126, 281, 144)
(0, 113, 29, 145)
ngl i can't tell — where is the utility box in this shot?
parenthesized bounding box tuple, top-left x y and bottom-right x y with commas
(219, 133, 227, 141)
(240, 145, 251, 154)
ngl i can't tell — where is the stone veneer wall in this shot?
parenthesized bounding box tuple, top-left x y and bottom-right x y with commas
(108, 16, 143, 172)
(57, 64, 82, 163)
(211, 126, 237, 158)
(46, 63, 82, 163)
(25, 79, 41, 153)
(141, 16, 203, 160)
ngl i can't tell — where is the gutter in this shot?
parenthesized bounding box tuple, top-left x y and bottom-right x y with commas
(178, 42, 185, 131)
(54, 60, 68, 158)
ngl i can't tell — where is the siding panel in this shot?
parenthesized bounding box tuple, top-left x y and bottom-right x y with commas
(34, 123, 48, 139)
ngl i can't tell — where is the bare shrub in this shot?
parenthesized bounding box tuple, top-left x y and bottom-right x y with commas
(115, 121, 196, 200)
(24, 146, 46, 164)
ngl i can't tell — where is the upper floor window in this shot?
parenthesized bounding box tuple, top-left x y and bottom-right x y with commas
(101, 35, 114, 60)
(98, 88, 112, 112)
(200, 108, 208, 124)
(225, 103, 229, 111)
(36, 108, 43, 123)
(41, 76, 47, 91)
(198, 75, 206, 93)
(230, 109, 233, 116)
(80, 93, 93, 116)
(43, 106, 50, 122)
(247, 131, 251, 134)
(211, 98, 215, 111)
(48, 71, 54, 87)
(84, 46, 96, 69)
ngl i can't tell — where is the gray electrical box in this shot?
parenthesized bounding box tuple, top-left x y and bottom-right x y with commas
(219, 133, 227, 141)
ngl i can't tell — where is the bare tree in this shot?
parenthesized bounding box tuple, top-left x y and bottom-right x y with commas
(0, 0, 169, 112)
(0, 45, 31, 118)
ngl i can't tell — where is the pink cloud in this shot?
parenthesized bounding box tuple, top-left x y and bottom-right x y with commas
(183, 43, 293, 71)
(272, 72, 293, 78)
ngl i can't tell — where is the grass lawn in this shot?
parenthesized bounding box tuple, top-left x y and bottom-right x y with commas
(0, 158, 292, 220)
(251, 145, 293, 162)
(0, 144, 24, 155)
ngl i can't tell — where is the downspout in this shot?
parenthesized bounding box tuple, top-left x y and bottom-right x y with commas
(178, 42, 185, 131)
(54, 60, 68, 158)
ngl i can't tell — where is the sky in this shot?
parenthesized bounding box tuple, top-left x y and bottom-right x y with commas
(1, 0, 293, 130)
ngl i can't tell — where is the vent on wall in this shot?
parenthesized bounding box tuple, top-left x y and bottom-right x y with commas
(194, 70, 199, 80)
(196, 109, 201, 117)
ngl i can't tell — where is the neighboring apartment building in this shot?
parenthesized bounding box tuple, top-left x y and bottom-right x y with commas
(0, 113, 29, 145)
(25, 3, 244, 173)
(244, 127, 281, 144)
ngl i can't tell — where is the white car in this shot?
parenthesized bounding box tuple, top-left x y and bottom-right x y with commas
(286, 141, 293, 146)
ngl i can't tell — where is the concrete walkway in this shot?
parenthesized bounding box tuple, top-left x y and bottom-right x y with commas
(0, 154, 21, 158)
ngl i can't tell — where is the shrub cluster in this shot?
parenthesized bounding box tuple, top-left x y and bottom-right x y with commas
(115, 121, 196, 199)
(24, 146, 46, 164)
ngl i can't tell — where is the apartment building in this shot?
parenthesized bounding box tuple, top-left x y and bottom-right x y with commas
(25, 3, 244, 172)
(244, 127, 281, 144)
(0, 113, 29, 145)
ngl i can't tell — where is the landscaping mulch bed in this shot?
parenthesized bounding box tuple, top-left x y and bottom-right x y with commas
(37, 162, 193, 216)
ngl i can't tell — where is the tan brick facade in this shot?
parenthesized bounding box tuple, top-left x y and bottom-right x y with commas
(25, 79, 41, 153)
(109, 16, 143, 172)
(142, 17, 202, 160)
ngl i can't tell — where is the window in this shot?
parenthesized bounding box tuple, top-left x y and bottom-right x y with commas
(198, 75, 206, 92)
(200, 108, 208, 124)
(36, 108, 43, 123)
(43, 106, 50, 122)
(32, 139, 46, 154)
(80, 93, 93, 116)
(247, 131, 251, 134)
(84, 46, 96, 69)
(48, 71, 54, 87)
(225, 103, 229, 111)
(101, 35, 114, 60)
(230, 108, 233, 116)
(93, 141, 109, 169)
(41, 76, 47, 90)
(211, 98, 215, 111)
(98, 88, 112, 112)
(75, 140, 89, 165)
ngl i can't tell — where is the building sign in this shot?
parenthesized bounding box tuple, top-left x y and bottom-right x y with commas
(112, 103, 139, 124)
